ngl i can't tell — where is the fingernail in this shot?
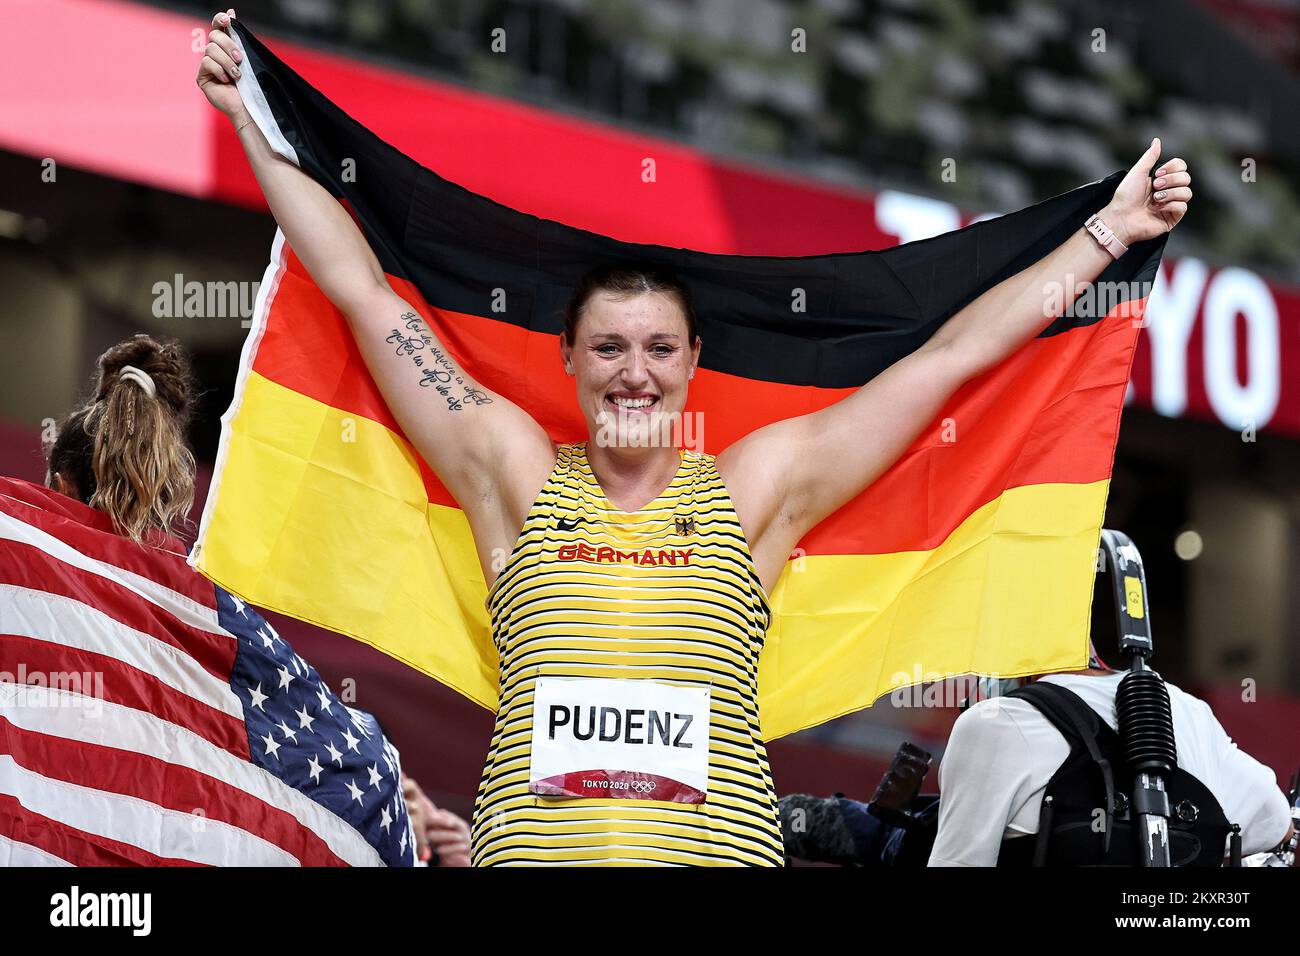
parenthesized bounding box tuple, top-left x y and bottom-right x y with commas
(231, 65, 240, 77)
(1155, 168, 1166, 176)
(233, 49, 241, 61)
(1154, 191, 1167, 200)
(1153, 177, 1165, 187)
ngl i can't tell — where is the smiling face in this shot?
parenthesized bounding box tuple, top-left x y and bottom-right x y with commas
(561, 289, 701, 449)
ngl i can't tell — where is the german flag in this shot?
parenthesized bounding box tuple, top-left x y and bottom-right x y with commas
(193, 22, 1168, 740)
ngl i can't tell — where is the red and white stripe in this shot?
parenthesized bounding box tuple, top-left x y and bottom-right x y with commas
(0, 481, 385, 867)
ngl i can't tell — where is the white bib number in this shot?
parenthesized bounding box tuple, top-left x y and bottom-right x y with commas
(529, 677, 710, 803)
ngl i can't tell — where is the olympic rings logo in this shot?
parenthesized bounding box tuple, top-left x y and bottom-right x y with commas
(630, 780, 656, 794)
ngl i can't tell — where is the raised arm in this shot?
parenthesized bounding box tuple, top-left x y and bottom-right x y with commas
(722, 140, 1189, 575)
(197, 12, 555, 566)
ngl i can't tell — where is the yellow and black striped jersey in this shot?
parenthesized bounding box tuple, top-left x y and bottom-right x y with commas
(469, 442, 784, 866)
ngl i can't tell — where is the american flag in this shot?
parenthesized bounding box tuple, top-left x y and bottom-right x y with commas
(0, 476, 415, 866)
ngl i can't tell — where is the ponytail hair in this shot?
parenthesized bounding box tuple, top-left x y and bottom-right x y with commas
(44, 334, 197, 543)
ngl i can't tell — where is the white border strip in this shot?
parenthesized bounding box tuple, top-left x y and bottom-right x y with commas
(193, 18, 304, 572)
(229, 25, 300, 167)
(190, 228, 287, 571)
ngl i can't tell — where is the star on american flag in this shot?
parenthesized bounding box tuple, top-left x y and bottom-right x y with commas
(217, 587, 415, 866)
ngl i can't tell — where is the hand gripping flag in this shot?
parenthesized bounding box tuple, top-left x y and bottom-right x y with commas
(0, 477, 415, 866)
(194, 21, 1168, 741)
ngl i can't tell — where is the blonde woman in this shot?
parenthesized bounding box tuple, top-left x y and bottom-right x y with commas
(24, 333, 446, 866)
(43, 334, 197, 540)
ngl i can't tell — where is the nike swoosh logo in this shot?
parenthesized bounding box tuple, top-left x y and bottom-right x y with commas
(556, 517, 583, 531)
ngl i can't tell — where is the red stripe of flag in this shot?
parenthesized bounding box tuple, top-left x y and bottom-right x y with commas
(0, 634, 250, 758)
(0, 540, 237, 681)
(0, 721, 346, 867)
(252, 249, 1147, 555)
(804, 299, 1144, 553)
(0, 793, 204, 867)
(0, 491, 215, 610)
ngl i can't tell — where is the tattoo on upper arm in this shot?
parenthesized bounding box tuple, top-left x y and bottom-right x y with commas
(385, 311, 494, 412)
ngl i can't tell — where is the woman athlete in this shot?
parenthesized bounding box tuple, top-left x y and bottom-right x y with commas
(38, 332, 470, 865)
(44, 334, 197, 542)
(198, 9, 1192, 866)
